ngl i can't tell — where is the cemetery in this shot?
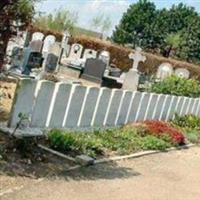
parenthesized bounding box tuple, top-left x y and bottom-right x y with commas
(1, 27, 200, 158)
(1, 1, 200, 199)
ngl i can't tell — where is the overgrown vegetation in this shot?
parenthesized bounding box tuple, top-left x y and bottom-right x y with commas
(48, 121, 185, 158)
(151, 75, 200, 97)
(171, 114, 200, 144)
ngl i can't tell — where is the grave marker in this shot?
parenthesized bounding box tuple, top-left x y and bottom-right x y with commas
(81, 58, 107, 83)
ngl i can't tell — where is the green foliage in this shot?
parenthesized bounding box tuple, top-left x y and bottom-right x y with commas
(171, 114, 200, 144)
(112, 0, 200, 63)
(34, 9, 78, 32)
(141, 135, 171, 151)
(151, 75, 200, 97)
(48, 129, 103, 157)
(185, 130, 200, 144)
(48, 126, 173, 158)
(172, 114, 200, 129)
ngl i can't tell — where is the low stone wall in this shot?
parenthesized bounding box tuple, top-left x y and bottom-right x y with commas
(8, 79, 200, 128)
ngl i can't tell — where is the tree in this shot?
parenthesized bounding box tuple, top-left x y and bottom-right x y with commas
(0, 0, 38, 72)
(34, 9, 78, 32)
(112, 0, 200, 63)
(112, 0, 158, 48)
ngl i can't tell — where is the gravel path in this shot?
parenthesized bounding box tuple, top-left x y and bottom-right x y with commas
(2, 146, 200, 200)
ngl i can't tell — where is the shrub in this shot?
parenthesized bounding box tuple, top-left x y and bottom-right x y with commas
(172, 114, 200, 129)
(144, 120, 185, 145)
(48, 129, 103, 157)
(151, 75, 200, 97)
(141, 135, 171, 151)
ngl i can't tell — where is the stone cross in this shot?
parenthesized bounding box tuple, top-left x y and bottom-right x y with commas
(129, 47, 146, 71)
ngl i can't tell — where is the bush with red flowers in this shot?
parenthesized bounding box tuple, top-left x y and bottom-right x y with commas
(143, 120, 185, 145)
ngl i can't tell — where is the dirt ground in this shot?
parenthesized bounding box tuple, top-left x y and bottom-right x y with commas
(0, 80, 16, 122)
(1, 146, 200, 200)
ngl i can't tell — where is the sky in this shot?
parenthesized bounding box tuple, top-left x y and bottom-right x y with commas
(35, 0, 200, 35)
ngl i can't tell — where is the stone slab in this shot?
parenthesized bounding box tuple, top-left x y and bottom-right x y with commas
(65, 85, 86, 128)
(166, 96, 178, 120)
(116, 91, 133, 125)
(136, 93, 151, 121)
(174, 97, 184, 115)
(8, 79, 37, 127)
(145, 94, 159, 120)
(106, 90, 123, 126)
(122, 70, 139, 91)
(49, 83, 72, 128)
(30, 81, 55, 127)
(160, 96, 172, 120)
(79, 87, 99, 127)
(127, 92, 142, 123)
(93, 88, 112, 126)
(152, 95, 166, 119)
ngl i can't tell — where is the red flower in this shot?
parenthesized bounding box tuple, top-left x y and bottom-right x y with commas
(144, 120, 185, 145)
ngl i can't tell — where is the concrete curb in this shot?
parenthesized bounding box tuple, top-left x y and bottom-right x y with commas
(38, 143, 197, 172)
(94, 143, 197, 165)
(38, 144, 76, 163)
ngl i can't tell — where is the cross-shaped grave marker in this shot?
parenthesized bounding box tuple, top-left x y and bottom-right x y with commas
(129, 47, 146, 71)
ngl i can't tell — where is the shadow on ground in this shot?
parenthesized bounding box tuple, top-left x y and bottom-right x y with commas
(0, 132, 140, 181)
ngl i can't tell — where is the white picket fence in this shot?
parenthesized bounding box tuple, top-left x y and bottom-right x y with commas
(8, 79, 200, 128)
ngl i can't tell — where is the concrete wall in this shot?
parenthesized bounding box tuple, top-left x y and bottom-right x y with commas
(8, 79, 200, 128)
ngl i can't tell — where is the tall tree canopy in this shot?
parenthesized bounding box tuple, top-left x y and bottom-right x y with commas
(112, 0, 200, 64)
(0, 0, 38, 71)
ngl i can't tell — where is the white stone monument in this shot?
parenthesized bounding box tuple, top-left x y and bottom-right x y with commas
(123, 47, 146, 91)
(175, 68, 190, 79)
(156, 63, 173, 80)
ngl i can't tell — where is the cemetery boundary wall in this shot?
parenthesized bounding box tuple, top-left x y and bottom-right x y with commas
(8, 79, 200, 129)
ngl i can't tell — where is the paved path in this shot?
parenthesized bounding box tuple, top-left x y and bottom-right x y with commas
(2, 147, 200, 200)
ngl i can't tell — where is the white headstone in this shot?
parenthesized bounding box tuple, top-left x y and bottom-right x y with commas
(128, 47, 146, 71)
(83, 49, 97, 60)
(42, 35, 56, 56)
(123, 47, 146, 91)
(99, 50, 110, 67)
(175, 68, 190, 79)
(31, 32, 44, 41)
(68, 43, 83, 59)
(157, 63, 173, 80)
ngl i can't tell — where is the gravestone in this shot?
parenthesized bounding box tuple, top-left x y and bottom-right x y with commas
(42, 35, 56, 57)
(83, 49, 97, 60)
(81, 58, 106, 83)
(68, 43, 83, 60)
(98, 50, 110, 67)
(175, 68, 190, 79)
(156, 63, 173, 80)
(123, 47, 146, 91)
(44, 42, 61, 72)
(29, 40, 43, 52)
(21, 47, 43, 75)
(31, 32, 44, 41)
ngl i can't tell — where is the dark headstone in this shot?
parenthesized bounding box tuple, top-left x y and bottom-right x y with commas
(45, 53, 59, 72)
(22, 48, 43, 75)
(81, 58, 106, 83)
